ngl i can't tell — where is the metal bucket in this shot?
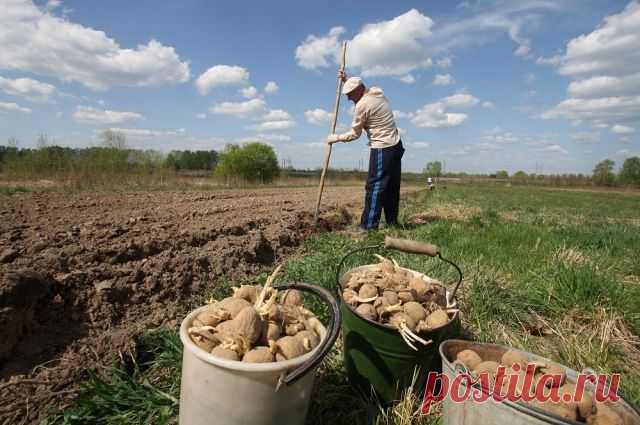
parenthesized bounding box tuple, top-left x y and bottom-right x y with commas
(179, 282, 341, 425)
(336, 236, 464, 404)
(439, 339, 640, 425)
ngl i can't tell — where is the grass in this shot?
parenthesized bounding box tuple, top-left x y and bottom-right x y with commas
(42, 183, 640, 424)
(0, 174, 372, 194)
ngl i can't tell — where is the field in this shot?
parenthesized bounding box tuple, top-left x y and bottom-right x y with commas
(1, 182, 639, 424)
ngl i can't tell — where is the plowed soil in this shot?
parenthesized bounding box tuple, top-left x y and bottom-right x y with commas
(0, 185, 393, 422)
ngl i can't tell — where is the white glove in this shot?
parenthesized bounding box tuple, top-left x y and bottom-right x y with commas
(326, 134, 340, 145)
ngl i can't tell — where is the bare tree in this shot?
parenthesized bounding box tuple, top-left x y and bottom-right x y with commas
(7, 137, 18, 148)
(100, 129, 127, 149)
(37, 133, 49, 149)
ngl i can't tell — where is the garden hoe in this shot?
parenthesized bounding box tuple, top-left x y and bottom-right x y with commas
(313, 41, 347, 226)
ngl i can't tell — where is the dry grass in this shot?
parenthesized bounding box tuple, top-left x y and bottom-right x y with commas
(532, 308, 640, 374)
(554, 244, 591, 267)
(409, 203, 482, 224)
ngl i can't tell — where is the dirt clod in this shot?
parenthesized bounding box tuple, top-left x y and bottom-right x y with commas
(0, 186, 363, 422)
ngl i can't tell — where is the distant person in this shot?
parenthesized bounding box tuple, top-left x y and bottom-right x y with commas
(427, 177, 434, 190)
(326, 71, 405, 231)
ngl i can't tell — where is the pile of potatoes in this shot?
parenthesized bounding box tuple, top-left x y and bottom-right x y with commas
(188, 268, 322, 363)
(342, 254, 457, 350)
(455, 348, 638, 424)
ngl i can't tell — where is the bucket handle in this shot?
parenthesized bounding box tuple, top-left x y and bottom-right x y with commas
(273, 282, 341, 387)
(335, 236, 464, 304)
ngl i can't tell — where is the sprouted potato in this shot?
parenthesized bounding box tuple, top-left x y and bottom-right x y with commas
(341, 254, 457, 350)
(188, 265, 322, 363)
(454, 347, 634, 424)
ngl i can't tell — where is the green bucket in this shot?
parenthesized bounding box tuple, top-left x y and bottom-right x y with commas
(336, 237, 463, 404)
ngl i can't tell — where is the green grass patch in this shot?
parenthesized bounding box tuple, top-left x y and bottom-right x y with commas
(44, 183, 640, 424)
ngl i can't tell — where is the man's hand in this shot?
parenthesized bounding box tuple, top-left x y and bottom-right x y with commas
(338, 70, 347, 83)
(326, 134, 340, 145)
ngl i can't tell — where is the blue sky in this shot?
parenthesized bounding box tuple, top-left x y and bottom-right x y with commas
(0, 0, 638, 174)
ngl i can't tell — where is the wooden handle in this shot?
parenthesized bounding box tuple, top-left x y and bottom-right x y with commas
(384, 236, 439, 257)
(314, 41, 347, 224)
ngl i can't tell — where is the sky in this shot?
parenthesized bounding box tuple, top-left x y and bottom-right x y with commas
(0, 0, 639, 174)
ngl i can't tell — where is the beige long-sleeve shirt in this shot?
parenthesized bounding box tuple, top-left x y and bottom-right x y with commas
(336, 87, 400, 149)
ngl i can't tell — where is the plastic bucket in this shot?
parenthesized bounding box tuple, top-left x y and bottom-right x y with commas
(439, 339, 640, 425)
(179, 282, 341, 425)
(336, 237, 463, 404)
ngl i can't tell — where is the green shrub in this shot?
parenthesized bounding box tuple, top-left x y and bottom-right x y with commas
(215, 142, 279, 183)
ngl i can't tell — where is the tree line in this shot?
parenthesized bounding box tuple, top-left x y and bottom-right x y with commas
(1, 131, 280, 183)
(422, 158, 640, 187)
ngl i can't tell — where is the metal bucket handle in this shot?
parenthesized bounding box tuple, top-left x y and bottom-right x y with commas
(273, 282, 341, 386)
(335, 236, 463, 304)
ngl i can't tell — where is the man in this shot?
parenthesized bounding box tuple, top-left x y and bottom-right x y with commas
(327, 72, 405, 230)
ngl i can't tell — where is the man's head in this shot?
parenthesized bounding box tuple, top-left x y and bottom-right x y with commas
(342, 77, 366, 104)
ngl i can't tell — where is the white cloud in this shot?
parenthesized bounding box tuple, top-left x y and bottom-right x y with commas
(480, 127, 518, 144)
(209, 98, 267, 119)
(611, 124, 635, 135)
(476, 142, 502, 151)
(240, 85, 259, 99)
(195, 113, 206, 119)
(559, 2, 640, 77)
(411, 141, 431, 149)
(264, 81, 279, 94)
(411, 104, 467, 129)
(261, 109, 290, 121)
(393, 110, 409, 119)
(525, 136, 557, 149)
(543, 2, 640, 127)
(0, 76, 57, 102)
(536, 55, 562, 66)
(537, 144, 569, 155)
(105, 127, 185, 138)
(543, 96, 640, 125)
(443, 93, 479, 107)
(571, 132, 600, 144)
(73, 106, 142, 125)
(0, 101, 32, 113)
(295, 10, 434, 77)
(297, 3, 566, 81)
(0, 0, 189, 90)
(399, 74, 416, 84)
(481, 101, 495, 108)
(209, 98, 295, 132)
(450, 145, 473, 156)
(410, 93, 479, 128)
(522, 135, 569, 155)
(348, 9, 433, 77)
(305, 108, 332, 125)
(430, 3, 563, 58)
(436, 57, 452, 68)
(253, 133, 291, 142)
(514, 44, 531, 57)
(195, 65, 249, 95)
(295, 26, 345, 70)
(433, 74, 455, 86)
(448, 128, 519, 155)
(45, 0, 61, 9)
(568, 73, 640, 99)
(250, 120, 296, 132)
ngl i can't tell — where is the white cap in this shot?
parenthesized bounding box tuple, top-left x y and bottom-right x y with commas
(342, 77, 363, 94)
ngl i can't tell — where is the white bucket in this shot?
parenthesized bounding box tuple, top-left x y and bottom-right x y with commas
(178, 283, 340, 425)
